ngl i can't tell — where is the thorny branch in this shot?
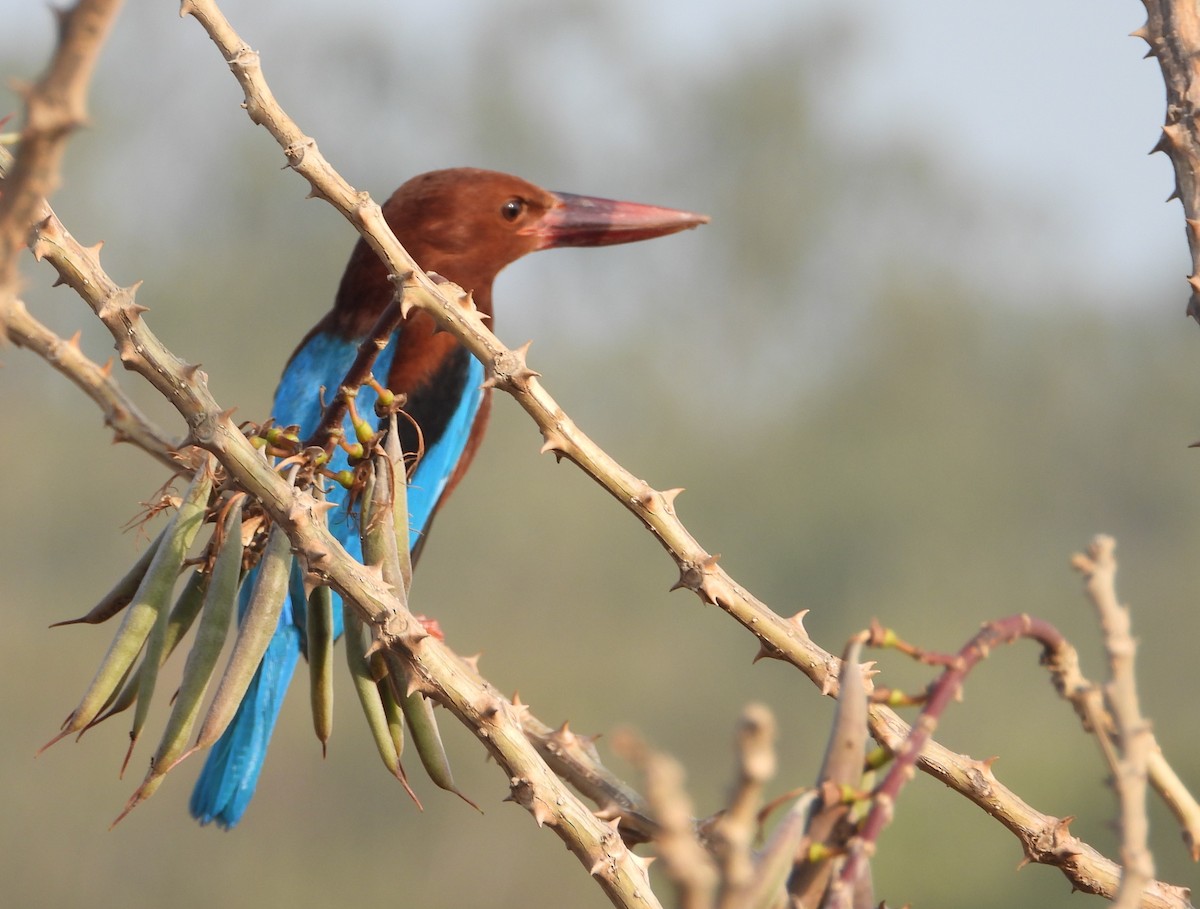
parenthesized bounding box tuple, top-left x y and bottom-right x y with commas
(1072, 538, 1157, 909)
(1138, 0, 1200, 322)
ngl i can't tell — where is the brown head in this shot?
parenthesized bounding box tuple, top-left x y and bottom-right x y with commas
(325, 167, 708, 336)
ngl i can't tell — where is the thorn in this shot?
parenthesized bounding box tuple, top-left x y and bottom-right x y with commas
(627, 851, 654, 875)
(589, 857, 609, 877)
(539, 428, 569, 460)
(660, 487, 684, 512)
(510, 340, 540, 382)
(552, 721, 577, 747)
(821, 658, 839, 696)
(307, 545, 333, 570)
(363, 636, 384, 661)
(531, 799, 555, 828)
(405, 671, 425, 699)
(574, 731, 600, 750)
(670, 554, 720, 595)
(479, 700, 502, 722)
(753, 641, 777, 663)
(461, 653, 482, 673)
(66, 330, 81, 349)
(311, 498, 339, 516)
(362, 561, 387, 585)
(594, 803, 622, 821)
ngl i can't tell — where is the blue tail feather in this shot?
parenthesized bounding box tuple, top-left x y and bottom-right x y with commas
(190, 583, 302, 828)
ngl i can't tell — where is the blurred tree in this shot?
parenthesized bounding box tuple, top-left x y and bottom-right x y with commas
(2, 2, 1197, 908)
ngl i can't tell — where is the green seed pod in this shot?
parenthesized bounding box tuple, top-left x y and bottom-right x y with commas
(307, 583, 334, 755)
(50, 527, 168, 627)
(344, 606, 403, 780)
(385, 652, 463, 799)
(181, 519, 293, 759)
(361, 455, 407, 604)
(378, 672, 405, 761)
(41, 461, 214, 752)
(362, 451, 465, 805)
(88, 568, 208, 734)
(112, 496, 243, 824)
(381, 425, 414, 593)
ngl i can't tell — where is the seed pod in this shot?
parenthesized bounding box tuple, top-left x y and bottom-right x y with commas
(179, 519, 292, 761)
(361, 453, 466, 805)
(307, 583, 334, 755)
(344, 607, 404, 782)
(378, 671, 405, 762)
(383, 415, 414, 593)
(88, 568, 207, 736)
(385, 651, 473, 808)
(112, 496, 243, 825)
(41, 461, 214, 753)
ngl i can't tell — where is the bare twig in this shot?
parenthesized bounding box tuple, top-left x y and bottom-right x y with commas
(613, 729, 717, 909)
(1041, 550, 1200, 859)
(710, 703, 777, 908)
(1072, 537, 1156, 908)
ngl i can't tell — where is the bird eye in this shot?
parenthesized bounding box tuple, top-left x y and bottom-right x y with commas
(500, 198, 525, 222)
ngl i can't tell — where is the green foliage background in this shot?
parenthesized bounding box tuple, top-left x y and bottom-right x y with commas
(2, 2, 1197, 907)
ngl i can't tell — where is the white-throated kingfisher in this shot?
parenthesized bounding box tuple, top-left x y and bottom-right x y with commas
(189, 167, 707, 827)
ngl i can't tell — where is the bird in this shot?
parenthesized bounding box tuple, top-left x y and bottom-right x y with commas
(189, 167, 708, 827)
